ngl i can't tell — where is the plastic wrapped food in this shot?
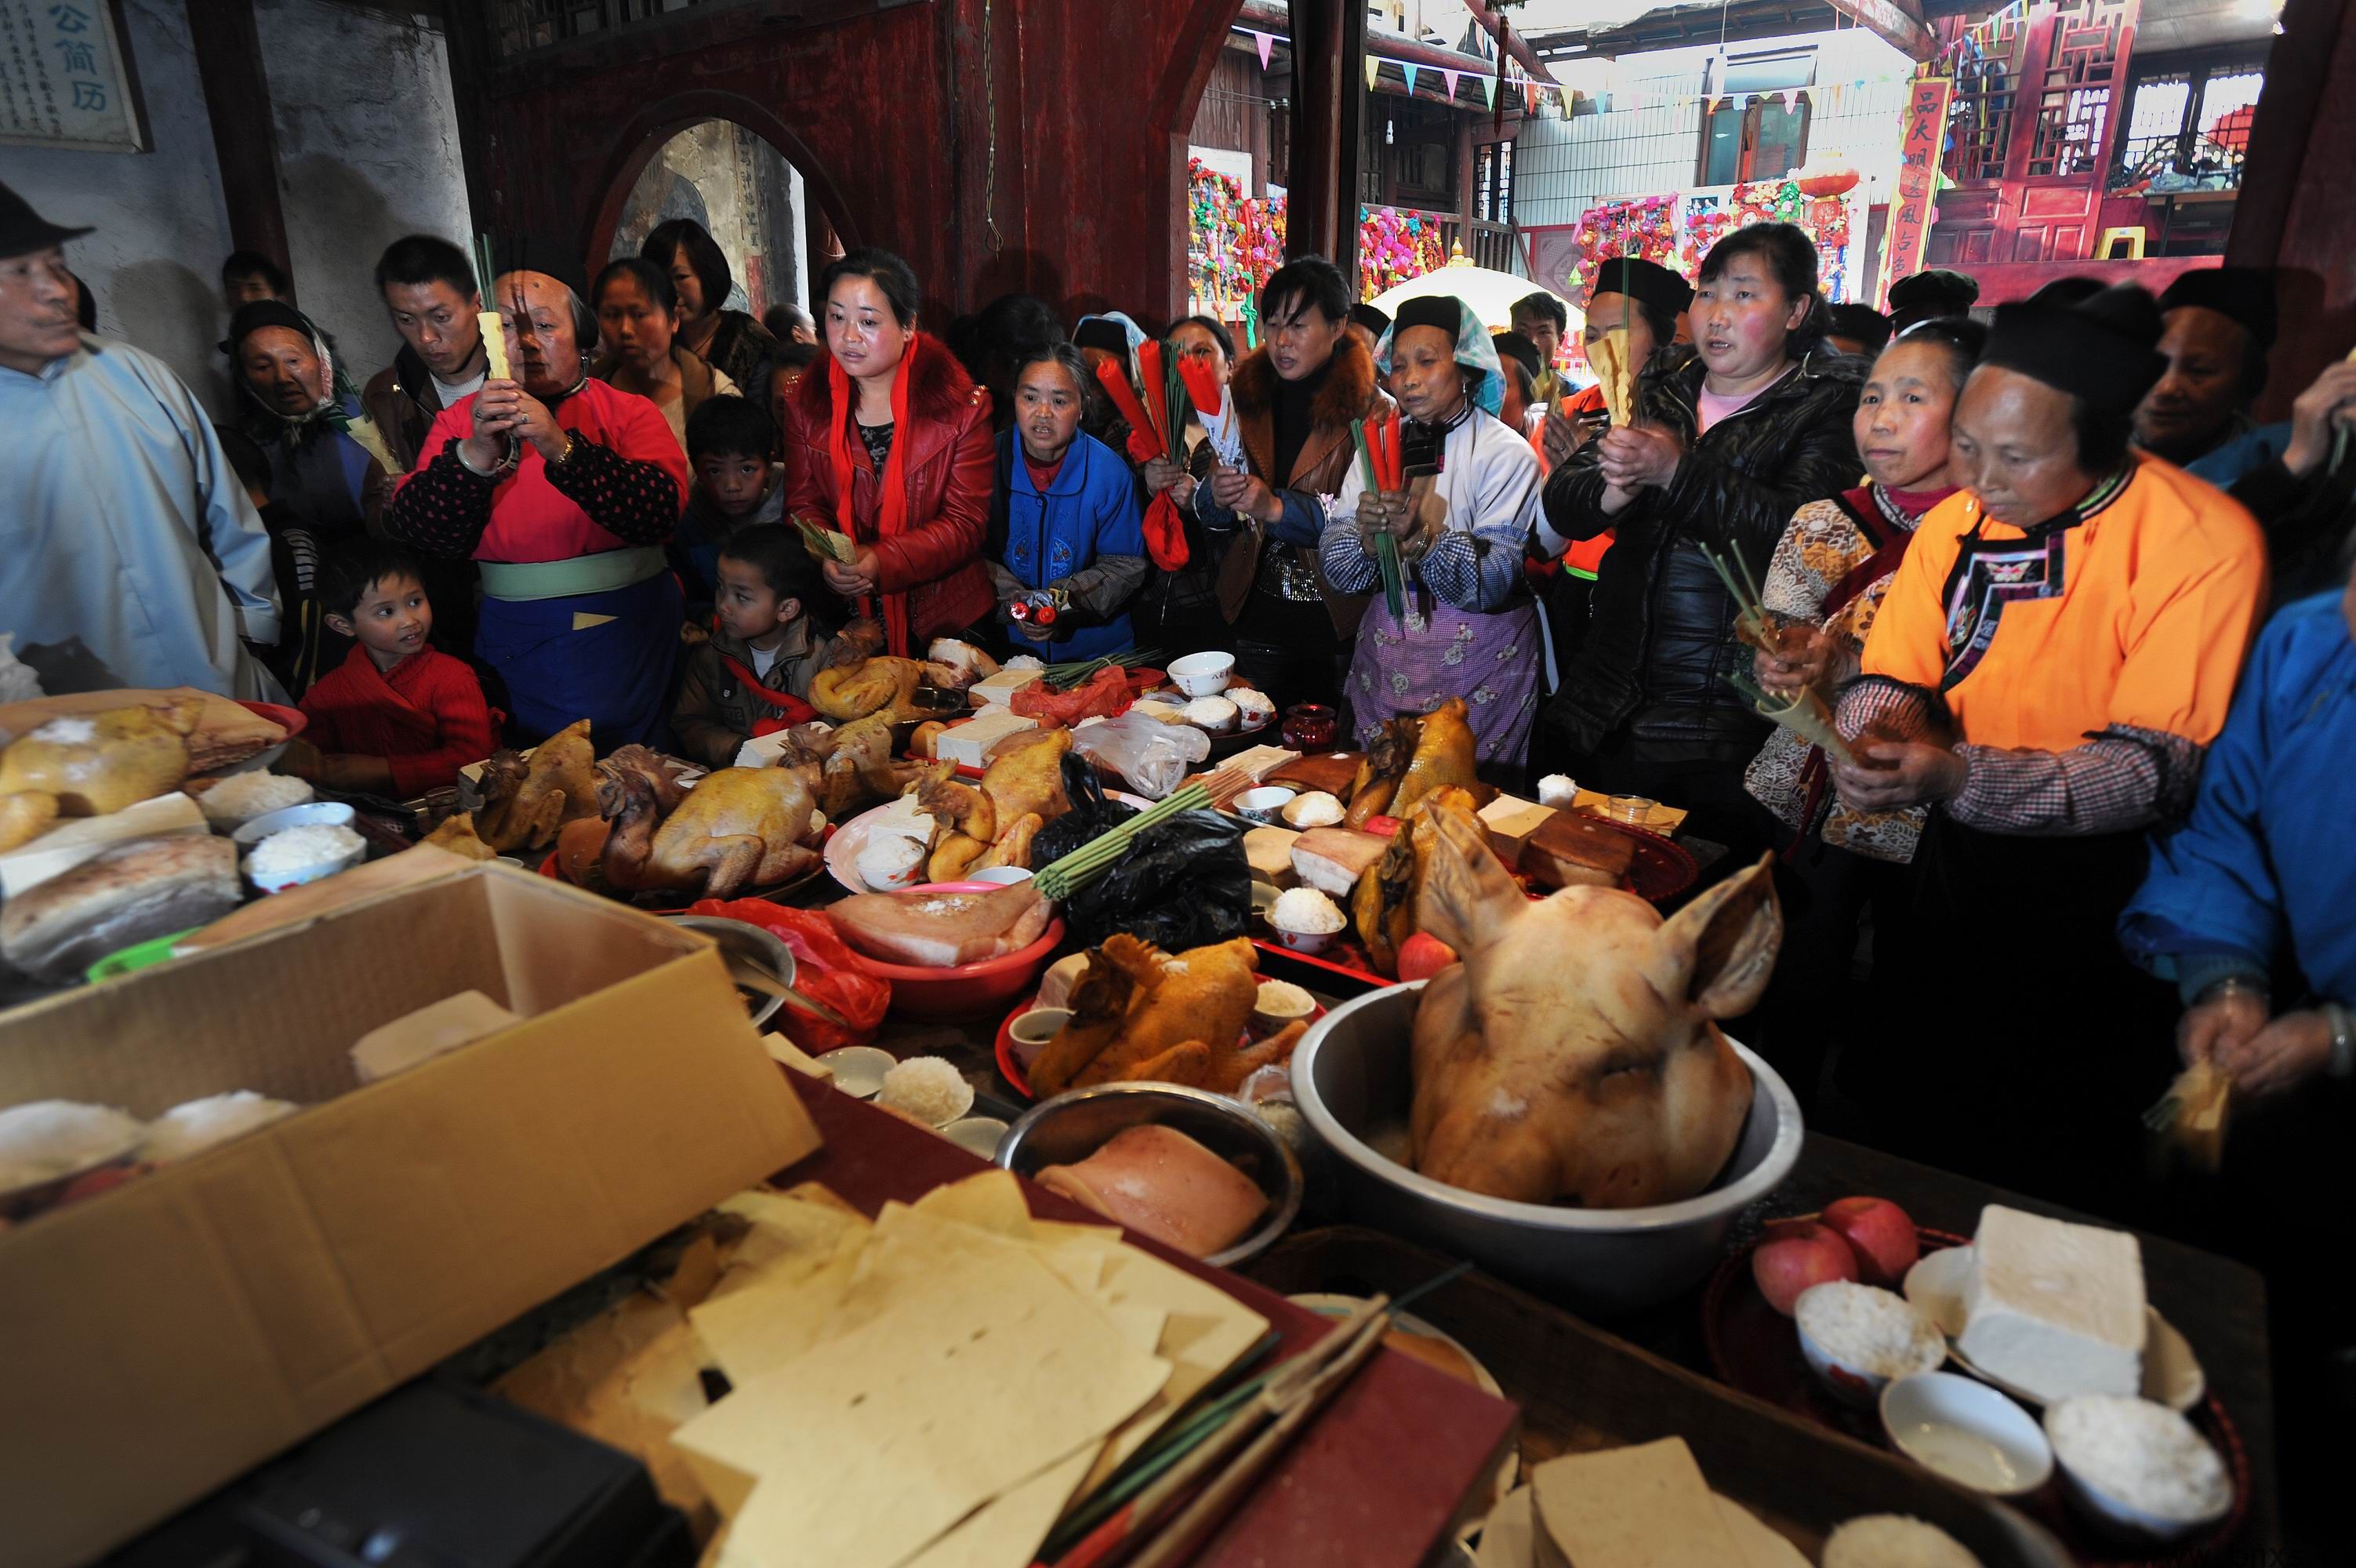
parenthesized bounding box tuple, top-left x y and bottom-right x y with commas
(1030, 754, 1250, 950)
(1070, 710, 1211, 799)
(684, 898, 892, 1053)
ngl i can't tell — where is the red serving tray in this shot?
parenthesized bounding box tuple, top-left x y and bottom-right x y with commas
(992, 991, 1325, 1101)
(775, 1075, 1519, 1568)
(1702, 1229, 2252, 1567)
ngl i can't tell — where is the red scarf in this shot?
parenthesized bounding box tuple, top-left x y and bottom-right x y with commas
(827, 339, 920, 656)
(717, 650, 820, 735)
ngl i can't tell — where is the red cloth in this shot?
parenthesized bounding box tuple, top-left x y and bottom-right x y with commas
(717, 650, 821, 734)
(684, 900, 891, 1053)
(297, 643, 500, 796)
(1022, 452, 1065, 492)
(397, 378, 688, 564)
(784, 332, 993, 656)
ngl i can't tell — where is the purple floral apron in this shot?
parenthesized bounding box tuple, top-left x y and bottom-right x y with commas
(1347, 587, 1541, 766)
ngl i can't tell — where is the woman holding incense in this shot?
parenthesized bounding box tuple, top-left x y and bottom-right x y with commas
(779, 248, 994, 655)
(385, 238, 688, 747)
(590, 257, 741, 455)
(1319, 295, 1546, 767)
(1534, 223, 1862, 859)
(1733, 316, 1979, 1109)
(1826, 284, 2267, 1216)
(986, 344, 1147, 662)
(1136, 315, 1242, 655)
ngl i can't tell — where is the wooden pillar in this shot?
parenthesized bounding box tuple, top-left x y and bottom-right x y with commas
(188, 0, 292, 299)
(1455, 116, 1477, 258)
(1286, 0, 1364, 283)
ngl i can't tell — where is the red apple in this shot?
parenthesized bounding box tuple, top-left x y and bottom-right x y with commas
(1752, 1222, 1858, 1316)
(1821, 1196, 1919, 1287)
(1396, 932, 1458, 983)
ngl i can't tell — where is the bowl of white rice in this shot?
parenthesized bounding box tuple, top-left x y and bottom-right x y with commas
(244, 822, 367, 893)
(0, 1100, 146, 1220)
(198, 771, 314, 829)
(1795, 1280, 1948, 1405)
(1267, 887, 1347, 954)
(2045, 1394, 2234, 1544)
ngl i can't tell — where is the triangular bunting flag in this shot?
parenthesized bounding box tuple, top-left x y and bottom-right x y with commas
(1253, 29, 1272, 70)
(1523, 82, 1537, 114)
(1365, 56, 1381, 91)
(1480, 74, 1497, 108)
(1781, 89, 1797, 112)
(1403, 63, 1420, 95)
(1443, 68, 1461, 100)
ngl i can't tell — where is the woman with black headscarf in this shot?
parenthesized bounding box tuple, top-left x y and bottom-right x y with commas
(227, 299, 393, 539)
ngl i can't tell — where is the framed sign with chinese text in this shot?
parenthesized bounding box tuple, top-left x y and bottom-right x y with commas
(1, 0, 147, 153)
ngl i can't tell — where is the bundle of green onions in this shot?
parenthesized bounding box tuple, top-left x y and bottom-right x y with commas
(1041, 648, 1164, 691)
(1032, 783, 1209, 901)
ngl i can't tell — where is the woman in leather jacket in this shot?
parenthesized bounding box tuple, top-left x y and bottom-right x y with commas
(1534, 223, 1862, 856)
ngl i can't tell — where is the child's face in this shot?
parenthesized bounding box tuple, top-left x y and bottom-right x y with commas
(714, 557, 798, 647)
(696, 451, 771, 517)
(331, 572, 431, 669)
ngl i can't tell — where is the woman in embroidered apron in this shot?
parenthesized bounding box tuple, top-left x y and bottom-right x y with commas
(780, 248, 994, 657)
(1320, 295, 1546, 770)
(1827, 285, 2269, 1221)
(385, 238, 688, 749)
(1737, 318, 1980, 1109)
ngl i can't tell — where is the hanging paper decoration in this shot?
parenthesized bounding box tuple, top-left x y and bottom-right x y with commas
(1356, 205, 1448, 299)
(1253, 29, 1272, 70)
(1403, 63, 1420, 96)
(1443, 68, 1461, 100)
(1479, 73, 1497, 108)
(1365, 56, 1381, 91)
(1186, 158, 1287, 328)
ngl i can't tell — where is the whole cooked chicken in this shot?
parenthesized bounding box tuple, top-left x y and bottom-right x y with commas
(0, 700, 198, 816)
(782, 715, 920, 820)
(1029, 935, 1262, 1097)
(808, 656, 965, 722)
(916, 728, 1073, 879)
(474, 719, 601, 852)
(1408, 807, 1777, 1209)
(601, 765, 820, 898)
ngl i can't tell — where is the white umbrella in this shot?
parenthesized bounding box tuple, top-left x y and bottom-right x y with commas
(1369, 260, 1582, 337)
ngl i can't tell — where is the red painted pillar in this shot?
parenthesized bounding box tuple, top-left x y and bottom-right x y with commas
(1286, 0, 1365, 281)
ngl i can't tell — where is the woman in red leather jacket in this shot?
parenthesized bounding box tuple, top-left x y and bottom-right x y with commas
(781, 248, 993, 655)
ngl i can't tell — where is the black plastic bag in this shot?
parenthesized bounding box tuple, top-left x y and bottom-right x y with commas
(1033, 754, 1252, 950)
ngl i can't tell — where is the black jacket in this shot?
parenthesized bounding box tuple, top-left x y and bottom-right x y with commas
(1540, 346, 1864, 761)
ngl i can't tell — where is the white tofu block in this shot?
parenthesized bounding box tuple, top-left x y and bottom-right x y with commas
(1958, 1204, 2147, 1403)
(1243, 826, 1300, 887)
(732, 731, 797, 769)
(936, 710, 1040, 768)
(0, 792, 209, 898)
(1477, 794, 1553, 864)
(969, 669, 1046, 706)
(350, 989, 521, 1083)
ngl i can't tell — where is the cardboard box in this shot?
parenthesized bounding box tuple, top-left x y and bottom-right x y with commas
(0, 862, 822, 1568)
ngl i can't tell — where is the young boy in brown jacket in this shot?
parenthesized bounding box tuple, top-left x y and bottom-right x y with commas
(670, 524, 835, 768)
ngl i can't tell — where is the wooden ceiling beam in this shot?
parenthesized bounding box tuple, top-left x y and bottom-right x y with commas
(1824, 0, 1939, 60)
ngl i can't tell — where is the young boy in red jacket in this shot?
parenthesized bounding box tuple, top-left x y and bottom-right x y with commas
(289, 541, 499, 795)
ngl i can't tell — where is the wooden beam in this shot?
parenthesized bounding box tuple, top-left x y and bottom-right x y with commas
(1461, 0, 1559, 85)
(187, 0, 294, 299)
(1287, 0, 1365, 279)
(1823, 0, 1937, 61)
(431, 0, 499, 239)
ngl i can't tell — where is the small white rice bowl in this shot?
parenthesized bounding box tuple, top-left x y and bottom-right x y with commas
(2046, 1395, 2232, 1537)
(143, 1091, 300, 1165)
(1822, 1516, 1984, 1568)
(0, 1100, 146, 1192)
(199, 771, 314, 827)
(877, 1057, 975, 1128)
(245, 822, 365, 891)
(857, 829, 928, 891)
(1182, 695, 1239, 733)
(1229, 688, 1276, 724)
(1796, 1281, 1946, 1403)
(1269, 887, 1346, 935)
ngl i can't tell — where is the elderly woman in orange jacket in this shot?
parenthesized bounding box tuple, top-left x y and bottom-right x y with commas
(779, 248, 993, 656)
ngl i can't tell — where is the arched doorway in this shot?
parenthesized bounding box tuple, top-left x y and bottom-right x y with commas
(608, 118, 817, 324)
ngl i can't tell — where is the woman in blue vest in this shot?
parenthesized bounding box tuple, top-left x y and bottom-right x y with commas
(986, 343, 1147, 661)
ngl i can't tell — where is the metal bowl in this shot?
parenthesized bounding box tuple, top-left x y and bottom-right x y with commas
(1291, 982, 1803, 1316)
(995, 1082, 1304, 1269)
(664, 915, 797, 1033)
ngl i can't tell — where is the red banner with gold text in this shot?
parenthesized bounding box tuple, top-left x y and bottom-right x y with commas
(1880, 78, 1953, 310)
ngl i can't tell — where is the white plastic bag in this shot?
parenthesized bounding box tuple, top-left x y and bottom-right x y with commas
(0, 635, 44, 706)
(1071, 710, 1211, 799)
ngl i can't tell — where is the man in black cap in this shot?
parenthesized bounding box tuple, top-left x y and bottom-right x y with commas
(1824, 282, 2268, 1218)
(2133, 266, 2279, 483)
(1885, 267, 1979, 336)
(1824, 303, 1893, 360)
(0, 181, 285, 699)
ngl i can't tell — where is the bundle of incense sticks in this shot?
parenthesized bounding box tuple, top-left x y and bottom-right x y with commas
(1175, 352, 1243, 468)
(469, 234, 510, 381)
(1351, 407, 1407, 622)
(1093, 354, 1190, 571)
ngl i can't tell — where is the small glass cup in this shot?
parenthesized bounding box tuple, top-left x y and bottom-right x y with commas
(1282, 703, 1338, 752)
(1606, 793, 1657, 827)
